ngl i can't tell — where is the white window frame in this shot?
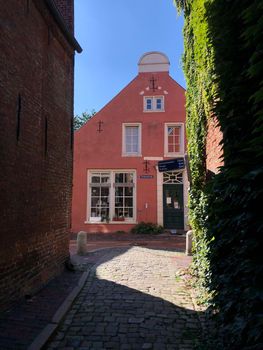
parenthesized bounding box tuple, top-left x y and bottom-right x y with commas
(143, 96, 164, 112)
(122, 123, 142, 157)
(85, 170, 137, 224)
(164, 123, 184, 156)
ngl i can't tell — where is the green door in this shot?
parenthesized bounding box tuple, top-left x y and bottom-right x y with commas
(163, 184, 184, 229)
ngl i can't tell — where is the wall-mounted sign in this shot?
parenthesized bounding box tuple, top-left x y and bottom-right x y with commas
(139, 175, 154, 179)
(158, 158, 185, 172)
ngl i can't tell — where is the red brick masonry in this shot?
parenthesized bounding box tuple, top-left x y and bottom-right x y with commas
(0, 0, 75, 310)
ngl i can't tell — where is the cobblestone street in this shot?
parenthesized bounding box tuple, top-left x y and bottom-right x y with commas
(46, 247, 203, 350)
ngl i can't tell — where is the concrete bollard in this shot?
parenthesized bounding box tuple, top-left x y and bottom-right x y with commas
(186, 230, 193, 256)
(77, 231, 87, 255)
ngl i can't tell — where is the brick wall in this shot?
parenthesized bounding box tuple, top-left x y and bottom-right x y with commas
(54, 0, 74, 33)
(0, 0, 74, 310)
(206, 116, 224, 174)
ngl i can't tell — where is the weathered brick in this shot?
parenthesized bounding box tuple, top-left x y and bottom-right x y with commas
(0, 0, 76, 310)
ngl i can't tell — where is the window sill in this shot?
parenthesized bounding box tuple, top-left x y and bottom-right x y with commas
(85, 221, 137, 225)
(143, 110, 165, 113)
(122, 154, 142, 157)
(164, 153, 184, 158)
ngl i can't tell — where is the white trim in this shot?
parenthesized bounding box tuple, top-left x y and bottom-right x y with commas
(156, 166, 163, 226)
(158, 168, 189, 231)
(164, 122, 184, 157)
(86, 169, 137, 224)
(143, 96, 165, 112)
(144, 156, 163, 161)
(183, 170, 190, 231)
(122, 123, 142, 157)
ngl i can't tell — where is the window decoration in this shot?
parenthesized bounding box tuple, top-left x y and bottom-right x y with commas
(143, 160, 150, 173)
(88, 171, 135, 223)
(149, 76, 158, 92)
(163, 171, 183, 184)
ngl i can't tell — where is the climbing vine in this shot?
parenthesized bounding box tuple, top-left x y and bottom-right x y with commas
(174, 0, 263, 348)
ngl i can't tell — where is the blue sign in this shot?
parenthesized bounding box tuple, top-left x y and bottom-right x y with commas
(158, 158, 185, 172)
(139, 175, 154, 179)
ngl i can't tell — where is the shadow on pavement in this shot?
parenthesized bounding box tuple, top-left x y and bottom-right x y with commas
(44, 247, 213, 350)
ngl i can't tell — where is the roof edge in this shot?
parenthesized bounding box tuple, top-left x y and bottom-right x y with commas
(45, 0, 82, 53)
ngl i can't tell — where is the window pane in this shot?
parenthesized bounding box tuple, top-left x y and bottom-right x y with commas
(91, 187, 100, 196)
(125, 173, 133, 183)
(115, 173, 124, 183)
(125, 198, 133, 207)
(91, 175, 100, 183)
(115, 197, 123, 207)
(174, 144, 180, 152)
(91, 197, 100, 207)
(101, 187, 109, 196)
(101, 208, 109, 217)
(156, 98, 162, 109)
(90, 171, 135, 222)
(168, 144, 174, 153)
(125, 187, 133, 196)
(113, 172, 134, 220)
(101, 197, 109, 207)
(101, 174, 110, 183)
(167, 126, 181, 153)
(115, 187, 123, 196)
(168, 127, 174, 135)
(91, 173, 110, 184)
(146, 98, 152, 109)
(125, 126, 139, 154)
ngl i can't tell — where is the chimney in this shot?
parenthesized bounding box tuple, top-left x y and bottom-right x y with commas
(54, 0, 74, 33)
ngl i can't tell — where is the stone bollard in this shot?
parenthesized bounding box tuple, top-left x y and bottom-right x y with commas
(77, 231, 87, 255)
(186, 230, 193, 256)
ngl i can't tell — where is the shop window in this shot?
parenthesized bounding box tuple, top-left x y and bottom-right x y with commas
(88, 171, 135, 223)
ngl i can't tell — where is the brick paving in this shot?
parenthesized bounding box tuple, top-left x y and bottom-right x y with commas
(45, 246, 204, 350)
(0, 248, 116, 350)
(0, 234, 204, 350)
(0, 269, 82, 350)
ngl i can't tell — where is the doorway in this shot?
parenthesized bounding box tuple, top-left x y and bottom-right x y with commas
(163, 184, 184, 229)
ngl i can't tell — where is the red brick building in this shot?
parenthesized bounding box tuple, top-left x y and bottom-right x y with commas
(0, 0, 81, 309)
(72, 52, 189, 234)
(206, 116, 224, 174)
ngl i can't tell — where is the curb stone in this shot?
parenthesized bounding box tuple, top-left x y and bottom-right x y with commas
(27, 270, 90, 350)
(28, 250, 115, 350)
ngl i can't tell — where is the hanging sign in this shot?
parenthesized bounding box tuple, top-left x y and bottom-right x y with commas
(158, 158, 185, 172)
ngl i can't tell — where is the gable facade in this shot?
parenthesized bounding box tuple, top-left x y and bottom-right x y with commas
(72, 52, 189, 233)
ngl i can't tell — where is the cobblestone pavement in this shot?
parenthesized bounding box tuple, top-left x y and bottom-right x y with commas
(46, 247, 203, 350)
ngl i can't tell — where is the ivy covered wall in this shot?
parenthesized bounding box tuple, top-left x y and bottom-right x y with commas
(174, 0, 263, 348)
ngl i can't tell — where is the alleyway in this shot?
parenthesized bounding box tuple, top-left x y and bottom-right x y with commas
(45, 247, 204, 350)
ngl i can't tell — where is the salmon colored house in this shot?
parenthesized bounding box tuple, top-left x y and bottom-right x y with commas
(72, 52, 189, 233)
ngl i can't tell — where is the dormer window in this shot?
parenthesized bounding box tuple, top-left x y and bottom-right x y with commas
(144, 96, 164, 112)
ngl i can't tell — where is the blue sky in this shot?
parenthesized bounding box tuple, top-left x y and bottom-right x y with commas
(74, 0, 185, 116)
